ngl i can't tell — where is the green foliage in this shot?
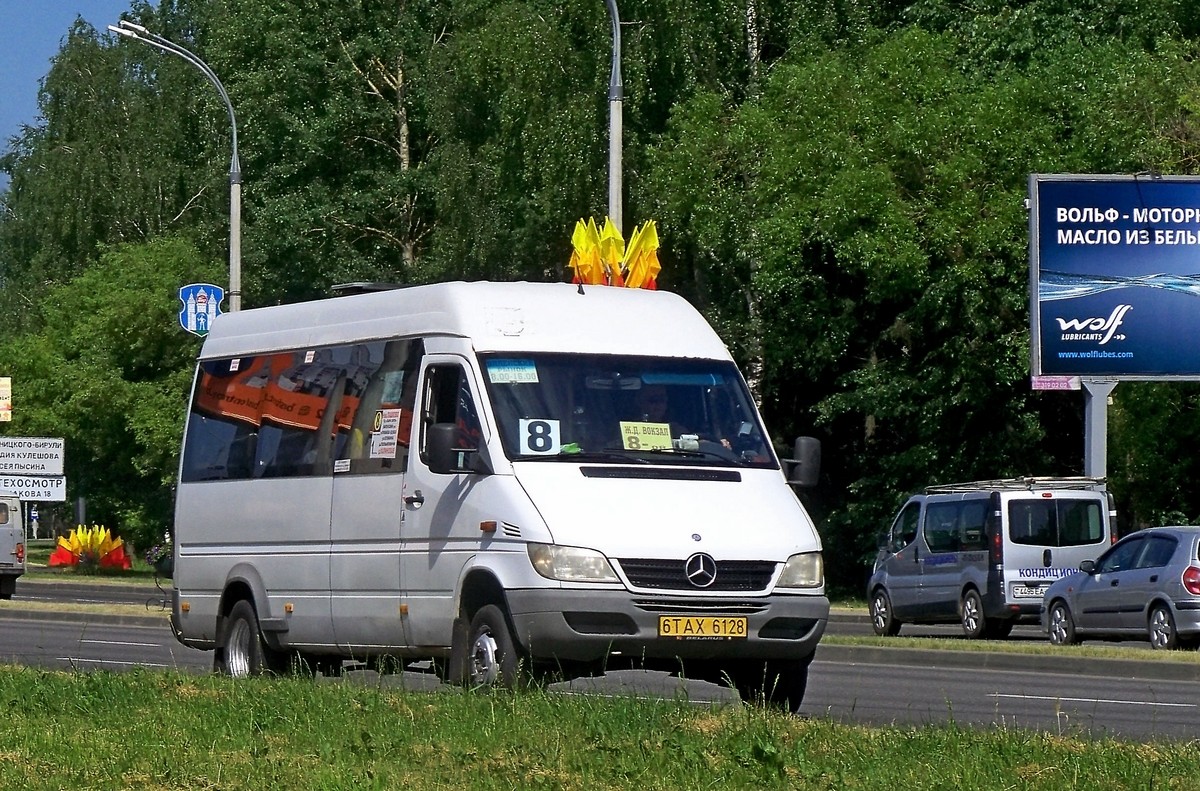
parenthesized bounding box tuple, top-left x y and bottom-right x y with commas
(0, 236, 219, 549)
(644, 24, 1200, 585)
(0, 6, 230, 335)
(5, 2, 1200, 588)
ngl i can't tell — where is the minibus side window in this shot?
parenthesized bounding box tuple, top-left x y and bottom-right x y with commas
(889, 503, 920, 552)
(0, 503, 8, 525)
(923, 502, 960, 553)
(336, 339, 423, 474)
(958, 501, 988, 551)
(253, 350, 343, 478)
(420, 364, 483, 461)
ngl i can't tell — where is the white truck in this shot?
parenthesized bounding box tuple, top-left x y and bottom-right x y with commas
(170, 281, 827, 711)
(0, 492, 26, 599)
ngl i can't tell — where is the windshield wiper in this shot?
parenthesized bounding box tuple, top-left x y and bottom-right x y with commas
(520, 449, 649, 464)
(636, 447, 746, 465)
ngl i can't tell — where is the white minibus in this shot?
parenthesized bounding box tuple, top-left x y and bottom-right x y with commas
(170, 281, 827, 711)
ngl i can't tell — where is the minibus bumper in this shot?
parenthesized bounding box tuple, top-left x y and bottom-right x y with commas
(505, 588, 829, 663)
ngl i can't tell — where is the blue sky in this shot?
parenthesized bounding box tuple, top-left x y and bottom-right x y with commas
(0, 1, 144, 171)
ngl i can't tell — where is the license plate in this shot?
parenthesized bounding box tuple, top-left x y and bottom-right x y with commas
(658, 615, 748, 639)
(1012, 585, 1045, 599)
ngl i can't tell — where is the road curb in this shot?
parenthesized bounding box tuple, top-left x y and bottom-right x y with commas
(815, 643, 1200, 682)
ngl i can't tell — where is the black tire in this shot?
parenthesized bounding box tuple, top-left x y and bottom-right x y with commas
(0, 576, 14, 600)
(984, 618, 1014, 640)
(725, 657, 812, 715)
(1148, 604, 1179, 650)
(215, 600, 285, 677)
(960, 589, 987, 639)
(869, 588, 901, 636)
(466, 604, 526, 689)
(1047, 600, 1079, 646)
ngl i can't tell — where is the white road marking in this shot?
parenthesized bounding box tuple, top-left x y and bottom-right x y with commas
(990, 693, 1195, 708)
(78, 639, 159, 647)
(56, 657, 169, 668)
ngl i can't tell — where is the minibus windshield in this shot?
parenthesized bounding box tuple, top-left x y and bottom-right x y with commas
(480, 353, 777, 467)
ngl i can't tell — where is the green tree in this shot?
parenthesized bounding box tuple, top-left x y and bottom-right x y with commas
(0, 236, 220, 551)
(0, 7, 232, 335)
(644, 25, 1200, 586)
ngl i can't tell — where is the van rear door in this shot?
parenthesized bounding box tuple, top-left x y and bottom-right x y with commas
(1004, 493, 1108, 604)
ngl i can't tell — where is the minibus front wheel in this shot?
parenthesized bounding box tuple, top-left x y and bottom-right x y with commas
(466, 604, 528, 689)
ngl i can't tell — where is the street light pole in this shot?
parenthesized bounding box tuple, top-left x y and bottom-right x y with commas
(108, 20, 242, 312)
(605, 0, 623, 236)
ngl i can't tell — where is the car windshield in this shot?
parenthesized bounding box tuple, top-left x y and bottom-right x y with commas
(479, 352, 776, 468)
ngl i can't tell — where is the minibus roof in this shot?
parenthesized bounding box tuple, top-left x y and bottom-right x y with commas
(198, 281, 733, 360)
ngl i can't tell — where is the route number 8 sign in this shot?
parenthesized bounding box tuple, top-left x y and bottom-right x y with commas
(518, 419, 561, 455)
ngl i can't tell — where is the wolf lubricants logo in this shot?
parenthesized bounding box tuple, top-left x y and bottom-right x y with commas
(1055, 304, 1131, 345)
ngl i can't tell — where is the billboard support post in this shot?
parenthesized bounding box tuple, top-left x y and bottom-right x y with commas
(1029, 173, 1200, 481)
(1082, 380, 1116, 478)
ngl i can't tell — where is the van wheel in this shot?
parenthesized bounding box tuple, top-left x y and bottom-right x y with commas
(1047, 600, 1078, 645)
(215, 600, 285, 677)
(869, 588, 901, 636)
(1149, 604, 1179, 650)
(467, 605, 526, 688)
(0, 577, 14, 600)
(960, 590, 987, 639)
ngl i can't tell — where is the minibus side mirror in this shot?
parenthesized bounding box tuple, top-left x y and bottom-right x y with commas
(427, 423, 493, 476)
(784, 436, 821, 488)
(876, 532, 888, 552)
(1079, 559, 1096, 574)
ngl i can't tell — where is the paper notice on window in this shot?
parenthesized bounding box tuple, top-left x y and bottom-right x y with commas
(619, 421, 672, 451)
(370, 409, 402, 458)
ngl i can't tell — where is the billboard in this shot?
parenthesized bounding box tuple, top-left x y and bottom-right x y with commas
(1029, 174, 1200, 379)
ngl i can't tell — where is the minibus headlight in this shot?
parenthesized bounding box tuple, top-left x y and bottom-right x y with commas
(527, 543, 619, 583)
(777, 551, 823, 588)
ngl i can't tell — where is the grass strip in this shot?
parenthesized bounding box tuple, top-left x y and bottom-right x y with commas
(0, 667, 1195, 790)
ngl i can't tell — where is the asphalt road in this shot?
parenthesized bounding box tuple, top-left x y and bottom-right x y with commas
(5, 578, 1200, 741)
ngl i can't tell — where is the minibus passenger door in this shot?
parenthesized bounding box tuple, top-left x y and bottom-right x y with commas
(329, 338, 423, 651)
(402, 358, 491, 648)
(882, 501, 922, 616)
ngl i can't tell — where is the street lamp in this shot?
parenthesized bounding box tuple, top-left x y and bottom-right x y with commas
(108, 19, 242, 312)
(605, 0, 623, 235)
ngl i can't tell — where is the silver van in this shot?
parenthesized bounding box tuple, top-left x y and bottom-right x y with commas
(0, 492, 25, 599)
(867, 478, 1115, 638)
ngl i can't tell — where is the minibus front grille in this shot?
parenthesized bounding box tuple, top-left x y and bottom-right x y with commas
(632, 599, 769, 615)
(618, 559, 776, 592)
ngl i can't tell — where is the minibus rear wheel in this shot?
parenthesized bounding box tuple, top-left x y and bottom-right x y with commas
(216, 600, 285, 677)
(960, 589, 988, 639)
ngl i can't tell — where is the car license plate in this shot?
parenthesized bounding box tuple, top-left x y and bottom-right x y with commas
(1012, 584, 1045, 599)
(658, 615, 747, 639)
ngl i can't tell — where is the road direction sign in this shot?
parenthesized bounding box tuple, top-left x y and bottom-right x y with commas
(0, 475, 66, 501)
(0, 437, 65, 475)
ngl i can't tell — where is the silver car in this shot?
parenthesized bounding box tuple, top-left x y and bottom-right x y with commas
(1041, 526, 1200, 649)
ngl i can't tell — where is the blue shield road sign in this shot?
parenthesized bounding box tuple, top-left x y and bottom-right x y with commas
(179, 283, 225, 337)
